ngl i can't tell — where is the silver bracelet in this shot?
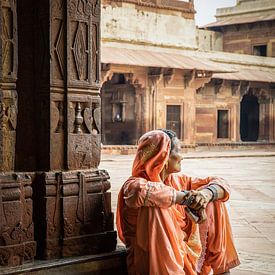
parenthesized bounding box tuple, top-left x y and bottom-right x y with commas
(180, 190, 195, 206)
(206, 185, 218, 202)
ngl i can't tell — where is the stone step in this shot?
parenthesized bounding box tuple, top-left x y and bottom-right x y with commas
(0, 247, 127, 275)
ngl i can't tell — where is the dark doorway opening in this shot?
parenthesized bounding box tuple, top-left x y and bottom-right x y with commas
(240, 94, 259, 141)
(166, 105, 181, 138)
(101, 74, 136, 145)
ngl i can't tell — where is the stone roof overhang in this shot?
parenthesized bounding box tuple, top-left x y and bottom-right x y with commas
(213, 69, 275, 83)
(101, 46, 232, 73)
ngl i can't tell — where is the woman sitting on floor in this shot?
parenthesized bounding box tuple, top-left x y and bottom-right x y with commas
(116, 129, 240, 275)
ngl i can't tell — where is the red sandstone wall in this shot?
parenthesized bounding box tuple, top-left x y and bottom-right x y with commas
(222, 21, 275, 57)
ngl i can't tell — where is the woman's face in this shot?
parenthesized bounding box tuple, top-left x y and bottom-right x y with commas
(167, 138, 183, 174)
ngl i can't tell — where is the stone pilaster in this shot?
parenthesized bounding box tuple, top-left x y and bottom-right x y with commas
(184, 70, 212, 145)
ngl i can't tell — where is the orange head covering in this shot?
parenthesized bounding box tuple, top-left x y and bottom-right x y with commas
(132, 130, 171, 182)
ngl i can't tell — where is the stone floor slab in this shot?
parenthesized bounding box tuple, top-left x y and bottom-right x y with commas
(100, 152, 275, 274)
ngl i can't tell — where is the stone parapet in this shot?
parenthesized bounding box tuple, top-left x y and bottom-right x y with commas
(102, 0, 195, 15)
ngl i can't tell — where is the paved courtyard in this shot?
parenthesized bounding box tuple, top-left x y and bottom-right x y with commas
(100, 150, 275, 275)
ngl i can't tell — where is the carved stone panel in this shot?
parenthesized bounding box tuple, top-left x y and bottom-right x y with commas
(33, 170, 116, 260)
(0, 173, 36, 266)
(67, 95, 101, 170)
(0, 90, 17, 171)
(51, 0, 66, 84)
(61, 170, 115, 257)
(1, 0, 18, 81)
(50, 93, 65, 170)
(67, 0, 100, 89)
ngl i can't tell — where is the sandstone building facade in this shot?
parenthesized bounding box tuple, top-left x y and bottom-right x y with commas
(100, 0, 275, 147)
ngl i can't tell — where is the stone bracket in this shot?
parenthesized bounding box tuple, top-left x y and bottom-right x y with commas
(184, 70, 212, 90)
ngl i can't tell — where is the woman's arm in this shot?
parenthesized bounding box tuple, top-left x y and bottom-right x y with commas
(186, 184, 226, 211)
(185, 176, 231, 202)
(123, 177, 180, 208)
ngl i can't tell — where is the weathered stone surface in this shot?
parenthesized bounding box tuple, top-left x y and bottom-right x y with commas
(1, 0, 117, 270)
(33, 170, 116, 260)
(0, 173, 36, 267)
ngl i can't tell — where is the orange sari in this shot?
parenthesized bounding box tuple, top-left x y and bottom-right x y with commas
(116, 130, 240, 275)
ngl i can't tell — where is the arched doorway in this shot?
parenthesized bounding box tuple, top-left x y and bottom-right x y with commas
(240, 94, 259, 141)
(101, 73, 137, 145)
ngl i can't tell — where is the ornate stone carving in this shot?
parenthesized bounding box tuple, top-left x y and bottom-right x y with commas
(34, 170, 116, 259)
(184, 70, 212, 93)
(163, 68, 175, 87)
(0, 173, 36, 266)
(73, 22, 88, 81)
(148, 67, 163, 87)
(68, 97, 101, 169)
(83, 105, 100, 134)
(67, 0, 99, 86)
(214, 79, 225, 94)
(92, 23, 99, 83)
(2, 0, 17, 79)
(74, 102, 84, 133)
(1, 0, 115, 268)
(101, 63, 113, 83)
(54, 21, 65, 79)
(231, 80, 241, 96)
(184, 70, 195, 89)
(0, 90, 18, 171)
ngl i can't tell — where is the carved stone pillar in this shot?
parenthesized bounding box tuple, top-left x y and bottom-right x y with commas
(134, 86, 146, 140)
(31, 0, 116, 260)
(0, 0, 18, 172)
(0, 0, 36, 267)
(269, 89, 275, 142)
(235, 102, 241, 142)
(148, 68, 162, 131)
(258, 98, 270, 141)
(0, 0, 116, 265)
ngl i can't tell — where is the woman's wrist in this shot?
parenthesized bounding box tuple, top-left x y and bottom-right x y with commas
(200, 188, 213, 203)
(175, 191, 188, 204)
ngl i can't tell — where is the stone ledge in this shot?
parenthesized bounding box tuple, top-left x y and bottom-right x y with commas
(0, 246, 127, 275)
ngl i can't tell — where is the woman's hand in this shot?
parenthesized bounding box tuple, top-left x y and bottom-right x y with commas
(186, 189, 213, 211)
